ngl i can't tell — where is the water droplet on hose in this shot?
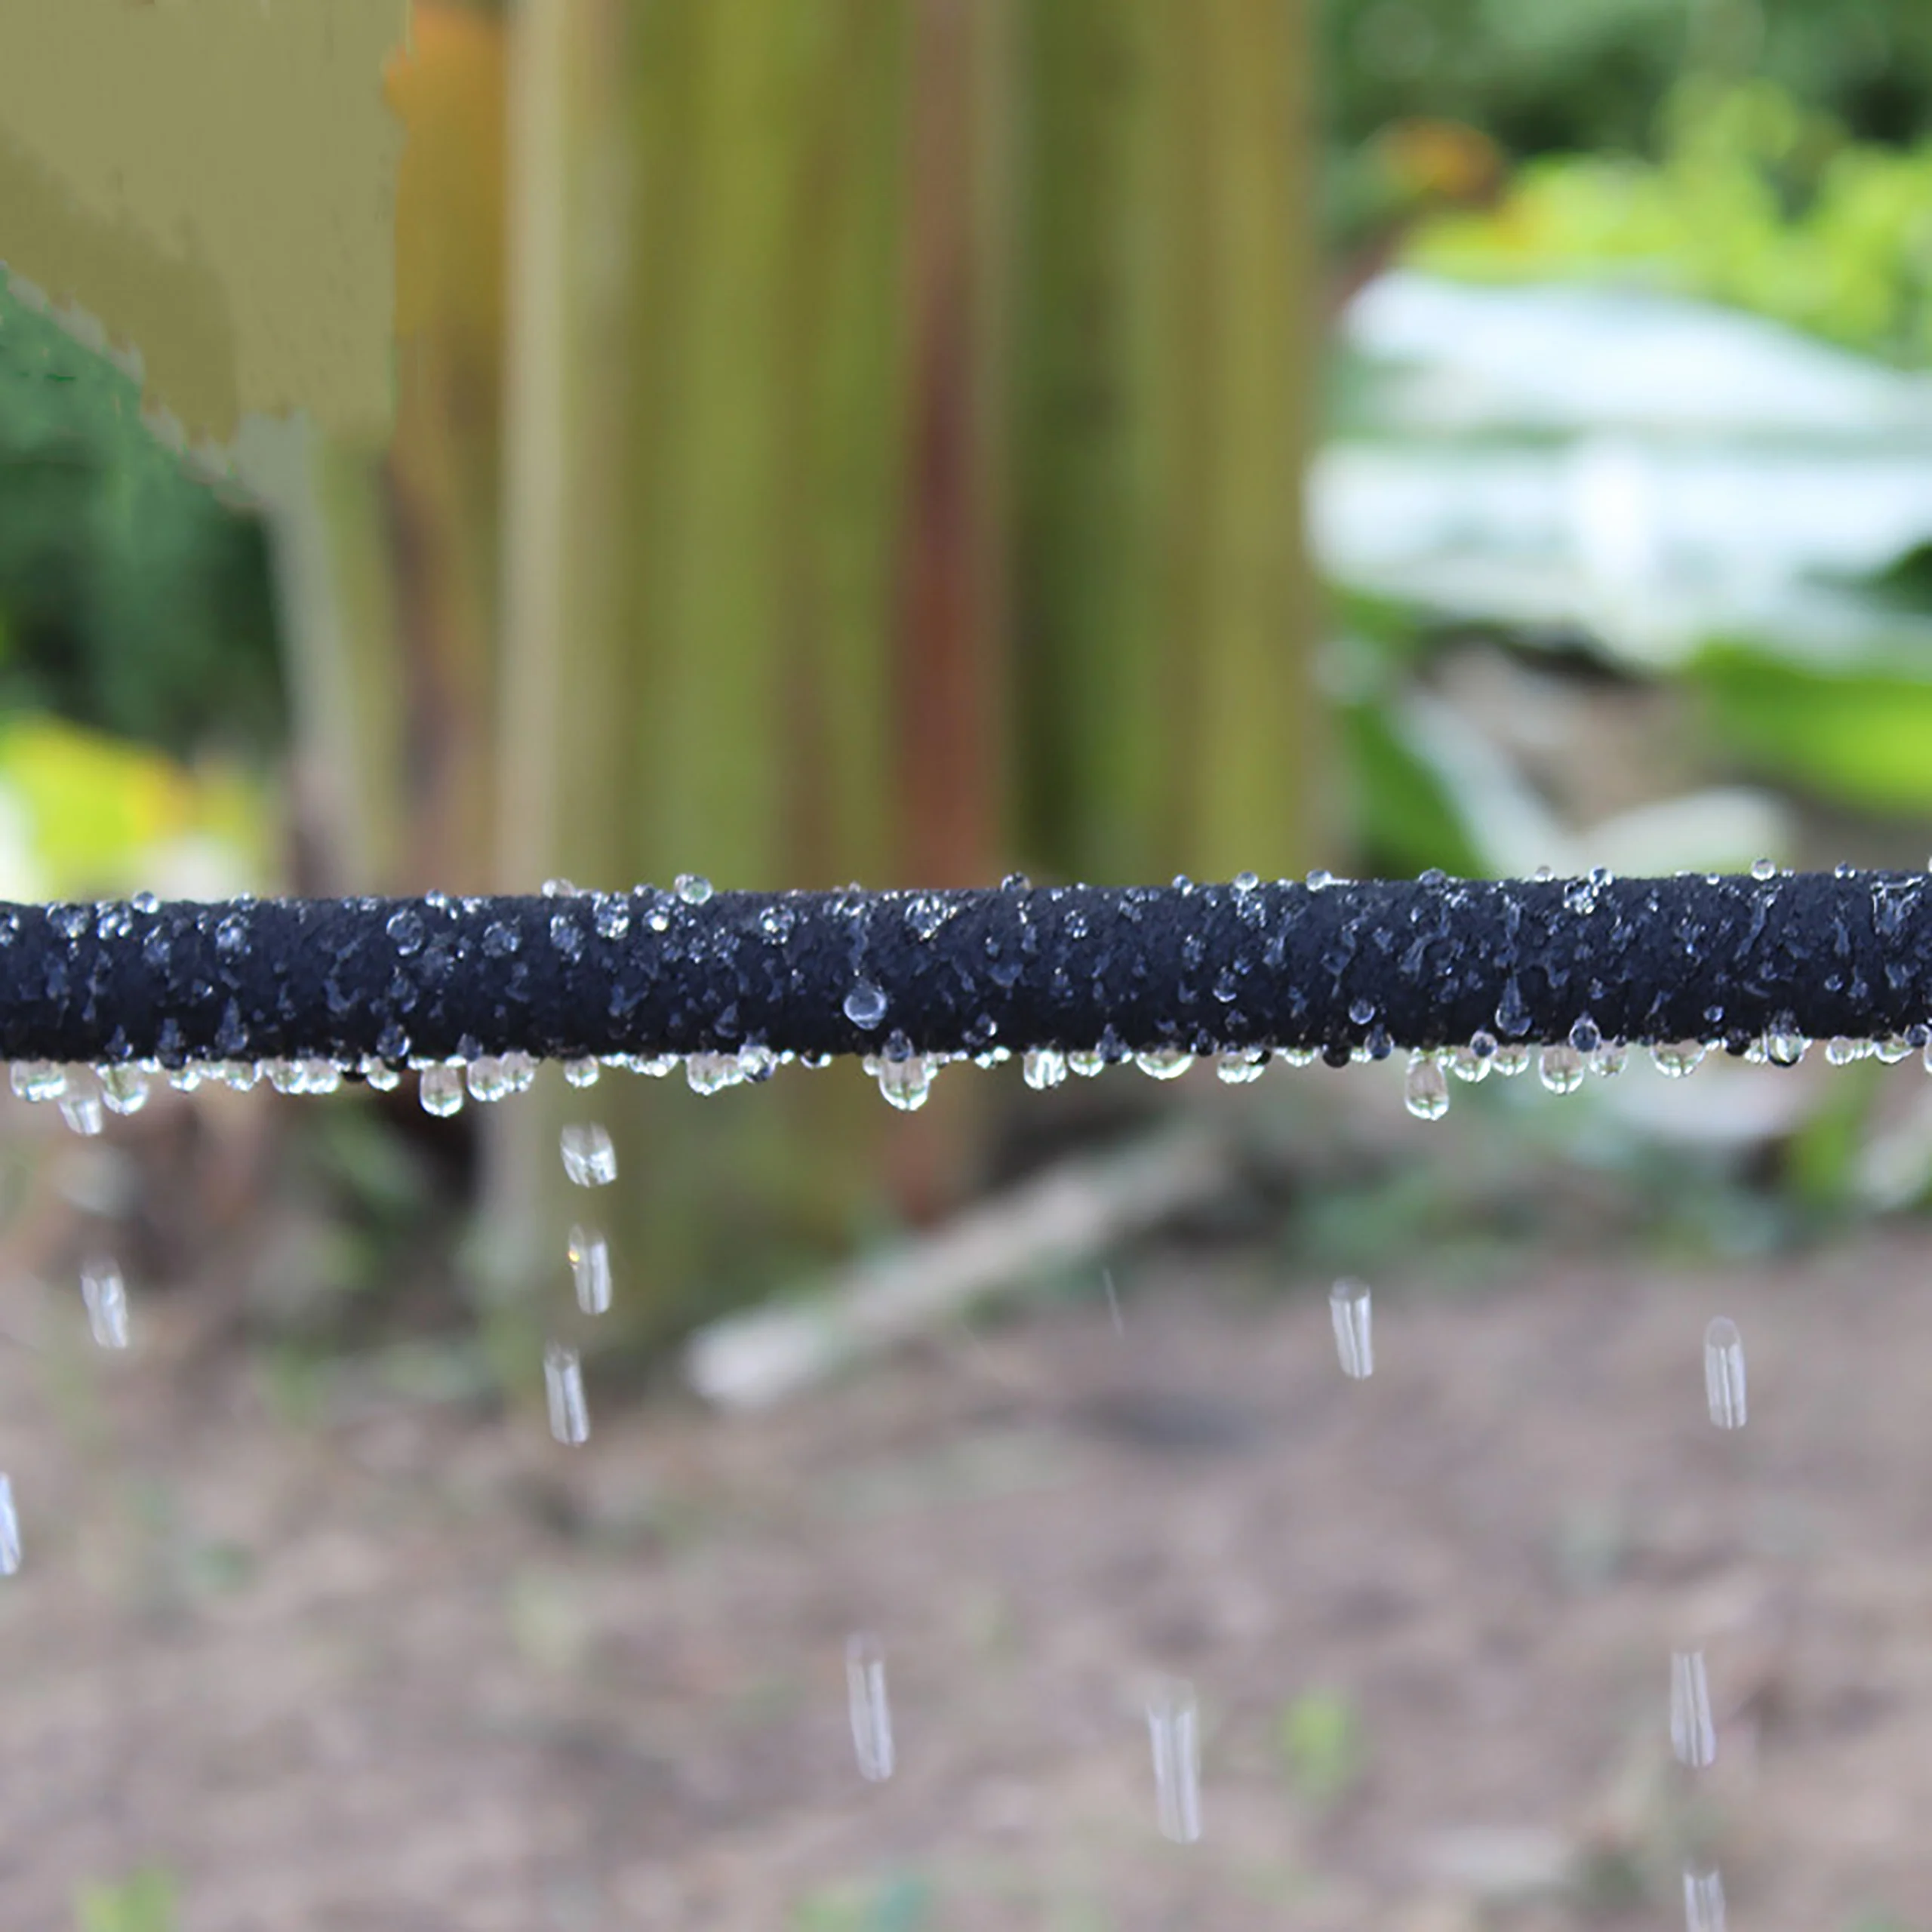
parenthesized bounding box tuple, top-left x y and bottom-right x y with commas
(843, 982, 888, 1029)
(386, 909, 425, 957)
(1023, 1048, 1067, 1091)
(1403, 1051, 1449, 1121)
(419, 1065, 466, 1118)
(1538, 1044, 1585, 1094)
(10, 1062, 66, 1103)
(97, 1064, 150, 1115)
(1651, 1040, 1706, 1078)
(1749, 857, 1777, 881)
(1136, 1049, 1194, 1081)
(675, 873, 714, 906)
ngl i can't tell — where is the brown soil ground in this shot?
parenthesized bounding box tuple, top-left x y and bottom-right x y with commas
(1, 1213, 1929, 1930)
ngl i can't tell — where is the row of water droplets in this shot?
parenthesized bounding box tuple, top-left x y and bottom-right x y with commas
(17, 859, 1925, 1126)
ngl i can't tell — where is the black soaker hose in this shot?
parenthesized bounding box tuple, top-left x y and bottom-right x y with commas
(0, 870, 1921, 1075)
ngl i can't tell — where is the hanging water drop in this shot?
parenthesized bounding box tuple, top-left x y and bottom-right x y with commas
(1764, 1029, 1807, 1067)
(561, 1122, 618, 1186)
(1214, 1048, 1267, 1084)
(1023, 1048, 1067, 1091)
(360, 1057, 401, 1093)
(1704, 1317, 1746, 1429)
(1825, 1037, 1869, 1066)
(97, 1064, 150, 1115)
(1683, 1865, 1726, 1931)
(1590, 1041, 1629, 1078)
(568, 1226, 612, 1316)
(1067, 1051, 1106, 1079)
(843, 982, 888, 1029)
(846, 1632, 895, 1783)
(544, 1343, 590, 1445)
(1403, 1051, 1449, 1121)
(1651, 1040, 1706, 1079)
(1538, 1044, 1585, 1094)
(1135, 1049, 1194, 1081)
(562, 1057, 600, 1088)
(1669, 1650, 1715, 1769)
(1447, 1044, 1491, 1084)
(685, 1053, 745, 1096)
(81, 1257, 130, 1351)
(1146, 1675, 1201, 1844)
(874, 1055, 934, 1111)
(1490, 1043, 1530, 1078)
(10, 1062, 66, 1103)
(1330, 1278, 1373, 1380)
(419, 1065, 466, 1118)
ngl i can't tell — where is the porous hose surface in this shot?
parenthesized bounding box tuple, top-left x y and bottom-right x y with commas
(0, 873, 1918, 1069)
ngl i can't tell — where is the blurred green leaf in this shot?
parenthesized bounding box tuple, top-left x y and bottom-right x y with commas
(1275, 1689, 1368, 1808)
(1687, 641, 1932, 813)
(1340, 697, 1491, 878)
(73, 1869, 177, 1932)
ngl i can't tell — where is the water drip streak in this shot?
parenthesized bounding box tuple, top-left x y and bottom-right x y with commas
(0, 872, 1924, 1066)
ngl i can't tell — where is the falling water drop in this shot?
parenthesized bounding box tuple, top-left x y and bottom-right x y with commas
(561, 1122, 618, 1186)
(1538, 1044, 1586, 1094)
(81, 1257, 130, 1351)
(1669, 1651, 1716, 1769)
(1704, 1318, 1746, 1429)
(568, 1226, 612, 1316)
(0, 1475, 20, 1575)
(1683, 1865, 1727, 1931)
(1101, 1266, 1125, 1338)
(1023, 1048, 1067, 1091)
(1403, 1051, 1450, 1121)
(1330, 1278, 1373, 1380)
(58, 1083, 105, 1137)
(419, 1065, 466, 1117)
(544, 1344, 590, 1446)
(843, 982, 888, 1029)
(846, 1632, 895, 1782)
(1146, 1676, 1202, 1844)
